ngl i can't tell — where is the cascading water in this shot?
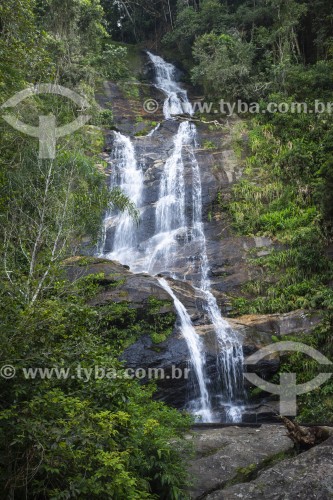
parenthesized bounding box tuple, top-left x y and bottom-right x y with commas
(102, 132, 144, 268)
(186, 126, 244, 421)
(145, 121, 192, 273)
(100, 51, 245, 422)
(158, 277, 212, 422)
(146, 51, 245, 421)
(146, 51, 192, 119)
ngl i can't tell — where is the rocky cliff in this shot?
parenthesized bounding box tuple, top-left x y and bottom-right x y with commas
(91, 51, 324, 421)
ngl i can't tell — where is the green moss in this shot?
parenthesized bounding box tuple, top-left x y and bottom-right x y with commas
(143, 297, 176, 343)
(150, 332, 169, 344)
(119, 78, 140, 100)
(225, 449, 297, 488)
(202, 139, 217, 149)
(82, 294, 176, 348)
(198, 444, 228, 458)
(234, 463, 257, 480)
(135, 128, 150, 136)
(134, 120, 160, 137)
(95, 109, 114, 128)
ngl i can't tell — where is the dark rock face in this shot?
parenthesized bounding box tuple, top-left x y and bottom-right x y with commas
(188, 425, 295, 499)
(229, 310, 323, 378)
(64, 258, 195, 408)
(122, 333, 191, 408)
(214, 434, 333, 500)
(97, 76, 280, 304)
(64, 259, 288, 413)
(230, 310, 323, 344)
(64, 257, 174, 308)
(100, 105, 283, 310)
(188, 426, 333, 500)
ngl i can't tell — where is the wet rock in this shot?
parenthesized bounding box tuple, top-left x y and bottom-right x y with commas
(230, 309, 323, 375)
(63, 258, 193, 407)
(64, 258, 324, 412)
(122, 332, 191, 408)
(95, 78, 277, 304)
(232, 310, 322, 381)
(230, 310, 323, 342)
(240, 401, 281, 423)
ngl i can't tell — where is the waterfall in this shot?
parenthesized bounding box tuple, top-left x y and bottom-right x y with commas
(186, 124, 245, 420)
(146, 51, 245, 420)
(158, 277, 212, 423)
(146, 51, 192, 118)
(145, 121, 191, 273)
(100, 51, 245, 422)
(102, 132, 144, 268)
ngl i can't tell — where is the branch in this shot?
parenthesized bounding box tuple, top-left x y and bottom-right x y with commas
(173, 114, 226, 128)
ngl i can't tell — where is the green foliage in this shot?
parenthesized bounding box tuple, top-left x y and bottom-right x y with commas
(202, 139, 217, 150)
(162, 0, 228, 64)
(227, 101, 333, 317)
(0, 292, 191, 499)
(163, 5, 201, 59)
(101, 0, 179, 44)
(36, 0, 108, 85)
(97, 44, 129, 80)
(0, 0, 53, 97)
(276, 316, 333, 423)
(0, 2, 192, 497)
(0, 275, 191, 498)
(0, 0, 134, 306)
(162, 0, 333, 102)
(0, 139, 138, 304)
(144, 297, 176, 343)
(191, 32, 255, 100)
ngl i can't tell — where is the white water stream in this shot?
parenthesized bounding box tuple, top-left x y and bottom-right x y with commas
(100, 52, 244, 422)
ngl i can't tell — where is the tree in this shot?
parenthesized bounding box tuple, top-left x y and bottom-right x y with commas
(101, 0, 179, 42)
(191, 32, 255, 100)
(0, 3, 192, 496)
(0, 142, 138, 305)
(309, 0, 333, 60)
(163, 0, 228, 60)
(0, 0, 52, 99)
(0, 274, 191, 498)
(35, 0, 108, 85)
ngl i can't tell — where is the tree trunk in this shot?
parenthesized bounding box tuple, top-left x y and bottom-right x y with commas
(281, 417, 330, 448)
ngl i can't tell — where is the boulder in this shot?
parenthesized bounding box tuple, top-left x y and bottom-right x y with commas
(230, 310, 323, 378)
(213, 435, 333, 499)
(188, 425, 295, 499)
(64, 257, 174, 309)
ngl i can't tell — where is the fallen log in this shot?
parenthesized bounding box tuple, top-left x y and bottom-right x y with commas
(281, 416, 330, 448)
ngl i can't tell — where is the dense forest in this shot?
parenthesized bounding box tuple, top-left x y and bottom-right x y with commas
(0, 0, 333, 498)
